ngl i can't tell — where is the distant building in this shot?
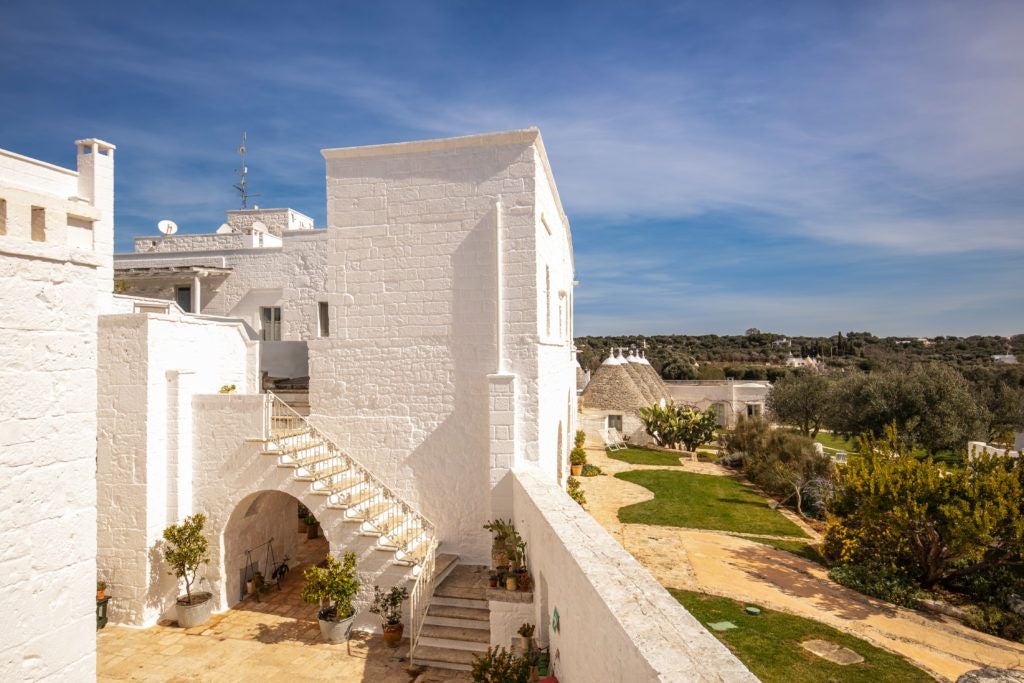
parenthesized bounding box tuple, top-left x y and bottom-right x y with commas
(993, 354, 1018, 364)
(578, 348, 669, 444)
(663, 379, 771, 428)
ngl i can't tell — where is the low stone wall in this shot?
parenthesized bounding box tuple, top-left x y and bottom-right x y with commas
(510, 469, 754, 682)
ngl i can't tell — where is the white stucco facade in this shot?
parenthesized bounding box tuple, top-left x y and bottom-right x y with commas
(664, 379, 771, 427)
(0, 139, 114, 681)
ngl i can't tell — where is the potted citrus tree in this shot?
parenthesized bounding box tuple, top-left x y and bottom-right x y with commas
(162, 513, 213, 628)
(369, 584, 410, 647)
(301, 552, 359, 642)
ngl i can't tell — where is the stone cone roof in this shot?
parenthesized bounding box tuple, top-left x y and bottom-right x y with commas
(581, 355, 648, 412)
(622, 357, 657, 405)
(636, 352, 672, 402)
(576, 363, 589, 392)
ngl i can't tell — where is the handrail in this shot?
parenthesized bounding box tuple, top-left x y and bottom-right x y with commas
(408, 538, 438, 661)
(264, 391, 437, 536)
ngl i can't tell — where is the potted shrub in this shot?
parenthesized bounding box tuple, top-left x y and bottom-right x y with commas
(305, 513, 320, 539)
(96, 580, 107, 601)
(574, 429, 586, 449)
(483, 519, 512, 568)
(514, 622, 535, 652)
(369, 584, 410, 648)
(472, 646, 530, 683)
(570, 447, 587, 476)
(301, 552, 359, 642)
(488, 571, 499, 589)
(162, 513, 212, 628)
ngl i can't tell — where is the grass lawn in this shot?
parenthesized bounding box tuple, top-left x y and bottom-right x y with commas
(616, 470, 808, 537)
(814, 431, 855, 451)
(750, 537, 827, 566)
(671, 590, 932, 682)
(606, 446, 684, 467)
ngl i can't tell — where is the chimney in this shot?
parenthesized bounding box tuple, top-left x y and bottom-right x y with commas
(75, 138, 116, 310)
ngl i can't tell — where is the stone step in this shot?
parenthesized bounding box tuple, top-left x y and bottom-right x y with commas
(432, 554, 458, 585)
(411, 646, 476, 672)
(419, 625, 490, 652)
(434, 564, 488, 601)
(424, 614, 490, 630)
(431, 595, 488, 610)
(426, 603, 489, 623)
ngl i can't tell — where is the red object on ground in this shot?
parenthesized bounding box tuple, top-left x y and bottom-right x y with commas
(539, 678, 558, 683)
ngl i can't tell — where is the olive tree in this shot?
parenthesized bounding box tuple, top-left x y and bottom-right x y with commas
(765, 371, 832, 437)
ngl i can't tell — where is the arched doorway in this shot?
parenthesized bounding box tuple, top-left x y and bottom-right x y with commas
(222, 490, 327, 610)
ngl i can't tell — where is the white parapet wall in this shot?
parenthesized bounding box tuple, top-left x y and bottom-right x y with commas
(967, 441, 1021, 459)
(509, 469, 755, 682)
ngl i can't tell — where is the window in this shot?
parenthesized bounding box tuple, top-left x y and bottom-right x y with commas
(175, 286, 192, 313)
(607, 414, 623, 432)
(0, 198, 7, 235)
(747, 404, 762, 418)
(317, 302, 329, 338)
(31, 206, 45, 242)
(261, 306, 282, 341)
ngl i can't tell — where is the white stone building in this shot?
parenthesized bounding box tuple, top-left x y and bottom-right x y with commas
(2, 131, 751, 681)
(664, 379, 771, 427)
(0, 138, 115, 681)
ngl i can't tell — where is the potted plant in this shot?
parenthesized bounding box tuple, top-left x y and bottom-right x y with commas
(300, 552, 359, 642)
(471, 646, 530, 683)
(515, 622, 535, 652)
(162, 513, 212, 628)
(488, 571, 499, 589)
(570, 446, 587, 476)
(305, 513, 320, 539)
(575, 429, 586, 449)
(369, 584, 410, 648)
(96, 580, 107, 601)
(483, 519, 513, 568)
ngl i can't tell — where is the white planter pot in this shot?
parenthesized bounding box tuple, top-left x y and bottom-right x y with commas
(176, 592, 213, 628)
(318, 614, 355, 642)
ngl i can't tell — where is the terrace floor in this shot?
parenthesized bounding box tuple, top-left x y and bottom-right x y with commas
(97, 532, 470, 683)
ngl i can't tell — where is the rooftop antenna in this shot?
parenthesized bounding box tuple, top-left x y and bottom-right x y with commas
(233, 131, 261, 209)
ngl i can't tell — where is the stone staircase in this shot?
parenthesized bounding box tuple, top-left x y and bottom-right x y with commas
(413, 565, 491, 672)
(259, 392, 440, 649)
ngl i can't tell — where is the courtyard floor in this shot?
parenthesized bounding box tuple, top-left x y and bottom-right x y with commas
(580, 445, 1024, 682)
(97, 532, 470, 683)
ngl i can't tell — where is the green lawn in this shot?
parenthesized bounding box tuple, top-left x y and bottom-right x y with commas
(606, 446, 684, 466)
(751, 537, 827, 566)
(616, 470, 808, 537)
(671, 590, 932, 682)
(814, 431, 856, 451)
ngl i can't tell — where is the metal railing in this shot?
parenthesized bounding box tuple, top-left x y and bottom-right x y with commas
(264, 392, 438, 658)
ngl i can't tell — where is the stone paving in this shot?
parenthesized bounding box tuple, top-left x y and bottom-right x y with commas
(97, 532, 471, 683)
(582, 445, 1024, 682)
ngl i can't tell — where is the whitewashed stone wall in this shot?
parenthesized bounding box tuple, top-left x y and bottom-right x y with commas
(96, 310, 258, 625)
(115, 230, 327, 340)
(309, 130, 575, 564)
(226, 207, 315, 236)
(510, 470, 754, 682)
(664, 380, 771, 427)
(578, 408, 649, 446)
(0, 139, 114, 681)
(133, 232, 281, 254)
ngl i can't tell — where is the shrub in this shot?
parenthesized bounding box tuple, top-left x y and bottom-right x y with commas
(566, 476, 586, 507)
(574, 430, 586, 448)
(570, 447, 587, 466)
(301, 552, 360, 621)
(828, 564, 922, 608)
(368, 585, 409, 627)
(472, 646, 530, 683)
(716, 452, 745, 469)
(580, 463, 602, 477)
(162, 513, 210, 604)
(961, 604, 1024, 643)
(639, 403, 717, 451)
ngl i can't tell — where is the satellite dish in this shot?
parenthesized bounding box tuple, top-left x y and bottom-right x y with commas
(251, 220, 268, 234)
(216, 223, 233, 234)
(157, 219, 178, 235)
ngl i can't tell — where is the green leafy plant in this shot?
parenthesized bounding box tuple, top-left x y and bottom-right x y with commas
(574, 429, 586, 448)
(639, 402, 718, 451)
(517, 622, 535, 638)
(580, 463, 603, 476)
(827, 564, 922, 608)
(162, 513, 210, 605)
(471, 646, 530, 683)
(368, 584, 409, 626)
(97, 580, 107, 592)
(300, 552, 359, 621)
(567, 476, 586, 507)
(218, 384, 237, 394)
(483, 519, 513, 542)
(570, 446, 587, 466)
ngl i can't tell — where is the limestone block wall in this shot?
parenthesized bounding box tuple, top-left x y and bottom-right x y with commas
(309, 131, 574, 564)
(510, 470, 754, 682)
(226, 207, 315, 236)
(221, 490, 298, 605)
(0, 237, 100, 681)
(664, 380, 771, 427)
(578, 408, 649, 446)
(96, 310, 258, 625)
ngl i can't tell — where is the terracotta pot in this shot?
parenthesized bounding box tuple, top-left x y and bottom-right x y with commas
(518, 572, 532, 592)
(488, 576, 498, 588)
(382, 622, 404, 648)
(571, 464, 582, 476)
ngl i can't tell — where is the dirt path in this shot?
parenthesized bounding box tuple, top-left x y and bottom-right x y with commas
(582, 446, 1024, 682)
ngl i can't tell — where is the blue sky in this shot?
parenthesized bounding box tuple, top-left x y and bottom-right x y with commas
(2, 1, 1021, 336)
